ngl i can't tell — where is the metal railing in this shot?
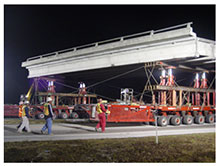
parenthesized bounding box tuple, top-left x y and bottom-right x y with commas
(27, 22, 193, 62)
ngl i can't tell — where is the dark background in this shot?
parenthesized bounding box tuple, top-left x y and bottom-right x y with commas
(4, 5, 215, 104)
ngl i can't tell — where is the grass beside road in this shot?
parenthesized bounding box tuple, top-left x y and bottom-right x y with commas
(4, 133, 215, 162)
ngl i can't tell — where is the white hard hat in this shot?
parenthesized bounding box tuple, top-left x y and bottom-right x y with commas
(24, 100, 29, 104)
(47, 97, 52, 102)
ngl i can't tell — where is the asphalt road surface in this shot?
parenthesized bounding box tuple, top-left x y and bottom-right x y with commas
(4, 122, 215, 142)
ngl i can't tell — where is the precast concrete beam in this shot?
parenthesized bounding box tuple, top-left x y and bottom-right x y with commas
(21, 23, 215, 78)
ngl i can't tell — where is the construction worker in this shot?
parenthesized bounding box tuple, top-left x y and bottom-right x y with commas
(16, 100, 26, 131)
(17, 100, 31, 133)
(95, 98, 108, 132)
(41, 97, 54, 135)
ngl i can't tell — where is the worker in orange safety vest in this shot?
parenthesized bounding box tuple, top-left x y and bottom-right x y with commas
(17, 100, 27, 131)
(17, 100, 31, 133)
(95, 98, 110, 132)
(18, 101, 23, 117)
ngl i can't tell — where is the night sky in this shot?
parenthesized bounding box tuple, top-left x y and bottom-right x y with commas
(4, 5, 215, 104)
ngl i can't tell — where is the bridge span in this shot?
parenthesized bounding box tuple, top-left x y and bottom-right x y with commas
(22, 22, 215, 78)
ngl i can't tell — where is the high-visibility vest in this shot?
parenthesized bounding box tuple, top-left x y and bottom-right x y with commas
(44, 103, 50, 116)
(18, 105, 23, 117)
(21, 105, 28, 117)
(96, 103, 103, 114)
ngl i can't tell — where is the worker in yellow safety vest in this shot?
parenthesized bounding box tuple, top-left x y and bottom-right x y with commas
(95, 98, 110, 132)
(17, 100, 31, 133)
(41, 97, 54, 135)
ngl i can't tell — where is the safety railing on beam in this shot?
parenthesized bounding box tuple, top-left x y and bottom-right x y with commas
(27, 22, 193, 62)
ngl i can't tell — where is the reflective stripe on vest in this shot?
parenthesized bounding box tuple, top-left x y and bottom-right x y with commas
(21, 105, 27, 117)
(96, 103, 102, 114)
(44, 103, 49, 116)
(18, 105, 23, 117)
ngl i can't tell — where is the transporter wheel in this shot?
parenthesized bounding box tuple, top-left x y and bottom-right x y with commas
(157, 116, 168, 127)
(36, 112, 45, 119)
(205, 114, 214, 123)
(167, 115, 173, 125)
(60, 112, 69, 119)
(183, 115, 193, 125)
(158, 116, 168, 126)
(71, 112, 79, 119)
(171, 115, 181, 126)
(195, 115, 205, 124)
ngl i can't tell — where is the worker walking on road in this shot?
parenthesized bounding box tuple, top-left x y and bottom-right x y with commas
(95, 98, 108, 132)
(41, 97, 54, 135)
(17, 100, 24, 129)
(17, 100, 31, 133)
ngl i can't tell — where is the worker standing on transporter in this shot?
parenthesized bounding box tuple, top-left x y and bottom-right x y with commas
(41, 97, 54, 135)
(95, 98, 107, 132)
(17, 100, 31, 133)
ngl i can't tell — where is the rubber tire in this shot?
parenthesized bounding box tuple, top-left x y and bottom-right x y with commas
(60, 112, 68, 119)
(167, 115, 173, 125)
(171, 116, 181, 126)
(183, 115, 193, 125)
(37, 113, 45, 119)
(195, 115, 205, 124)
(71, 112, 79, 119)
(158, 116, 168, 127)
(205, 114, 214, 123)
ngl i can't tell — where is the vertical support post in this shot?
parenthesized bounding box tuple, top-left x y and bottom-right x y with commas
(207, 92, 210, 106)
(163, 91, 166, 105)
(158, 92, 161, 105)
(168, 91, 172, 105)
(56, 96, 59, 107)
(83, 96, 86, 104)
(74, 97, 77, 105)
(195, 93, 200, 105)
(203, 93, 206, 106)
(78, 96, 81, 104)
(152, 93, 156, 105)
(161, 92, 164, 105)
(88, 97, 91, 104)
(187, 92, 190, 105)
(213, 92, 216, 106)
(192, 93, 194, 105)
(172, 90, 176, 106)
(179, 90, 183, 106)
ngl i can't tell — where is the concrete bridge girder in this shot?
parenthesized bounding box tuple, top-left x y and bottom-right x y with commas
(22, 24, 215, 78)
